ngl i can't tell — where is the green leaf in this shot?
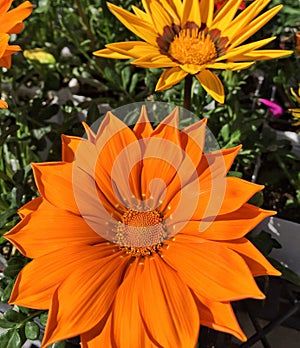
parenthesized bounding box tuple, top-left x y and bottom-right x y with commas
(129, 73, 139, 94)
(0, 329, 22, 348)
(3, 257, 26, 278)
(220, 123, 229, 142)
(1, 280, 14, 302)
(25, 321, 40, 340)
(3, 309, 26, 323)
(39, 312, 48, 327)
(248, 231, 281, 256)
(0, 318, 16, 329)
(269, 257, 300, 287)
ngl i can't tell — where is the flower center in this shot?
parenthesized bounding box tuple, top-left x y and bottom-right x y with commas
(115, 209, 168, 257)
(168, 28, 217, 65)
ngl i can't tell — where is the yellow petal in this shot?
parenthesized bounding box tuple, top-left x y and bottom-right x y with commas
(105, 41, 158, 59)
(222, 0, 272, 41)
(155, 67, 188, 91)
(182, 0, 201, 27)
(235, 49, 293, 61)
(216, 37, 276, 62)
(196, 70, 224, 104)
(230, 4, 283, 49)
(107, 2, 157, 46)
(200, 0, 214, 27)
(206, 62, 254, 70)
(133, 53, 178, 68)
(93, 48, 131, 59)
(149, 1, 172, 35)
(211, 0, 243, 31)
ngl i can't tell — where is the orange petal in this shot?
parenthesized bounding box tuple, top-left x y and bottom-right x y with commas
(189, 177, 264, 223)
(0, 99, 8, 108)
(196, 295, 247, 342)
(219, 237, 281, 277)
(0, 0, 13, 14)
(159, 119, 207, 215)
(0, 33, 9, 57)
(112, 259, 155, 347)
(94, 112, 142, 208)
(196, 70, 224, 104)
(139, 256, 200, 348)
(164, 238, 265, 301)
(9, 244, 117, 309)
(189, 203, 275, 240)
(140, 108, 183, 207)
(5, 198, 103, 258)
(163, 146, 241, 224)
(133, 105, 153, 139)
(155, 67, 188, 91)
(82, 122, 96, 143)
(41, 251, 128, 347)
(17, 196, 43, 219)
(80, 313, 114, 348)
(32, 162, 80, 214)
(0, 1, 33, 34)
(61, 135, 82, 162)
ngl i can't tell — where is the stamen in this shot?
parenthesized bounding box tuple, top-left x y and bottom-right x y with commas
(115, 208, 169, 257)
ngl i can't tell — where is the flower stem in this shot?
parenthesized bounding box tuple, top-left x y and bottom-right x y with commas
(183, 74, 192, 110)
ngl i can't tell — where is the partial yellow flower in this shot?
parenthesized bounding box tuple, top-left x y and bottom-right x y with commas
(289, 85, 300, 125)
(94, 0, 292, 103)
(6, 106, 280, 347)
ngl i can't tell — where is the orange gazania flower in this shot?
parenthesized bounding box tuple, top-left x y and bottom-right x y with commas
(0, 0, 33, 69)
(6, 106, 280, 347)
(0, 1, 33, 107)
(94, 0, 292, 103)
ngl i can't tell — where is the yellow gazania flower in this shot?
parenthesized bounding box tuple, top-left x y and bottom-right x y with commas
(6, 106, 280, 347)
(94, 0, 292, 103)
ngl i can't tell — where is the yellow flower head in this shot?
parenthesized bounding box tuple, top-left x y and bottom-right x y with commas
(94, 0, 292, 103)
(6, 105, 280, 347)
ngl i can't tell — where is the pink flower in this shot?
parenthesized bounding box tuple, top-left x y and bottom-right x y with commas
(259, 98, 283, 118)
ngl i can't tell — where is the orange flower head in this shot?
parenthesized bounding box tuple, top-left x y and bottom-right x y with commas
(0, 0, 33, 69)
(6, 105, 280, 347)
(94, 0, 292, 103)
